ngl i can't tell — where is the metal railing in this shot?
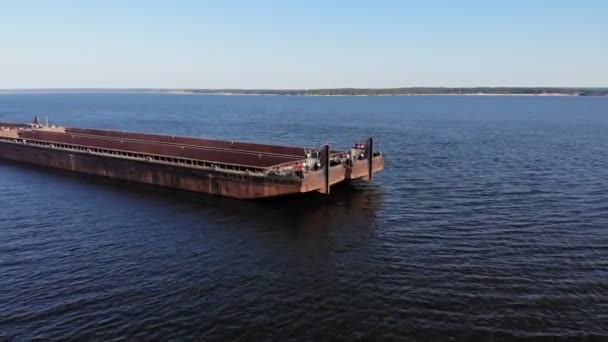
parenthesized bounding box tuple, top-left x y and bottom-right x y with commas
(0, 136, 307, 181)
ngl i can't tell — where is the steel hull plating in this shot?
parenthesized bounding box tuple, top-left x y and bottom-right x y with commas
(0, 142, 304, 199)
(0, 141, 384, 199)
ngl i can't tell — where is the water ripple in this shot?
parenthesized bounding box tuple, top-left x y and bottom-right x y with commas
(1, 94, 608, 340)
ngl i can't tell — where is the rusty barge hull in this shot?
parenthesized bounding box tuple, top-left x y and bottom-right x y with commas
(0, 120, 384, 199)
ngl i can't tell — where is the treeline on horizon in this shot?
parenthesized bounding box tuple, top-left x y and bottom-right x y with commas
(183, 87, 608, 96)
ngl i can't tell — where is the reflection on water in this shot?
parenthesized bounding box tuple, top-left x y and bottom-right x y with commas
(2, 158, 383, 233)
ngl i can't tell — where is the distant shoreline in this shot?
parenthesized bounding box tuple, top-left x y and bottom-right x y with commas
(1, 87, 607, 97)
(165, 91, 585, 97)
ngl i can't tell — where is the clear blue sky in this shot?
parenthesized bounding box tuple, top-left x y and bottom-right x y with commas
(1, 0, 606, 89)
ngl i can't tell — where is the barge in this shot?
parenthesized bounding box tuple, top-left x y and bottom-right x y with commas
(0, 118, 384, 199)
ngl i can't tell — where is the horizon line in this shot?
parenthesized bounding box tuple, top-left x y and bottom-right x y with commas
(2, 86, 608, 91)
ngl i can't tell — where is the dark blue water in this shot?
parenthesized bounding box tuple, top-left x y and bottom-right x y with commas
(1, 94, 608, 341)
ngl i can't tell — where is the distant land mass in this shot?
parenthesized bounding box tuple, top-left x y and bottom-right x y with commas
(180, 87, 608, 96)
(2, 87, 607, 96)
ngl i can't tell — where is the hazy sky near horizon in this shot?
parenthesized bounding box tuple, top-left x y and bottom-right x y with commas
(1, 0, 607, 89)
